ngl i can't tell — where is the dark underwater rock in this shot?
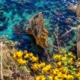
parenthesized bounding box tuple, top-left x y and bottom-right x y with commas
(0, 6, 6, 21)
(0, 10, 7, 31)
(0, 23, 7, 31)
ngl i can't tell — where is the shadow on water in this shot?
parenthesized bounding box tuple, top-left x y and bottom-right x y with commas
(12, 25, 44, 59)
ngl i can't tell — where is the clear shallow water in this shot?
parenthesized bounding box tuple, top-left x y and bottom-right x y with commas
(0, 0, 78, 52)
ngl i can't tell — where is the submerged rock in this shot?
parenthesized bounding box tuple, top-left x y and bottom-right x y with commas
(0, 9, 7, 31)
(26, 12, 48, 49)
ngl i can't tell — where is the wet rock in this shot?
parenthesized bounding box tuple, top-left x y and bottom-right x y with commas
(26, 12, 48, 49)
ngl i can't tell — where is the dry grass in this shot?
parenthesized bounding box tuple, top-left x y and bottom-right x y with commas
(0, 38, 34, 80)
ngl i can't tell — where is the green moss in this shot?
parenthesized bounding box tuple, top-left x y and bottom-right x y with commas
(19, 66, 30, 74)
(3, 61, 9, 69)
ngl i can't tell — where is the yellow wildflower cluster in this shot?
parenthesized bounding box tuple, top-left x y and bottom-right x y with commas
(42, 64, 52, 73)
(13, 50, 27, 64)
(53, 54, 61, 61)
(31, 62, 46, 70)
(24, 51, 38, 62)
(31, 63, 39, 70)
(36, 75, 46, 80)
(34, 51, 79, 80)
(13, 50, 38, 64)
(13, 50, 80, 80)
(36, 75, 54, 80)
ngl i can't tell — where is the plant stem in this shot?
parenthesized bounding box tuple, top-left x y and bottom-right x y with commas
(0, 42, 3, 80)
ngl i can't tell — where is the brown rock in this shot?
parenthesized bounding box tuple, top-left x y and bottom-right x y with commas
(68, 0, 80, 17)
(26, 12, 48, 49)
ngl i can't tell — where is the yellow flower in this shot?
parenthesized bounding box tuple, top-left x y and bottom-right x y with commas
(22, 60, 27, 64)
(17, 58, 27, 64)
(57, 61, 62, 66)
(76, 72, 80, 77)
(53, 54, 61, 61)
(48, 75, 53, 80)
(31, 63, 39, 70)
(13, 50, 23, 59)
(17, 50, 23, 57)
(50, 69, 55, 76)
(35, 76, 41, 80)
(62, 74, 67, 79)
(70, 58, 73, 61)
(45, 64, 52, 69)
(59, 67, 68, 73)
(42, 64, 52, 73)
(30, 56, 38, 62)
(24, 54, 29, 58)
(36, 75, 46, 80)
(67, 74, 74, 80)
(68, 58, 73, 64)
(40, 75, 46, 80)
(68, 52, 73, 56)
(39, 62, 46, 68)
(42, 67, 48, 73)
(62, 56, 67, 61)
(57, 72, 62, 78)
(53, 68, 59, 75)
(68, 52, 75, 59)
(54, 76, 59, 80)
(29, 52, 33, 57)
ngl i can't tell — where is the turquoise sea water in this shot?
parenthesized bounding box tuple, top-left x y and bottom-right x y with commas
(0, 0, 78, 53)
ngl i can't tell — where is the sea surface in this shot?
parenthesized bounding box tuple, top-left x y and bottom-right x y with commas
(0, 0, 78, 53)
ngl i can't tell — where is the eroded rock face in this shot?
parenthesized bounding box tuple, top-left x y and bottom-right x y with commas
(26, 12, 48, 49)
(68, 0, 80, 17)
